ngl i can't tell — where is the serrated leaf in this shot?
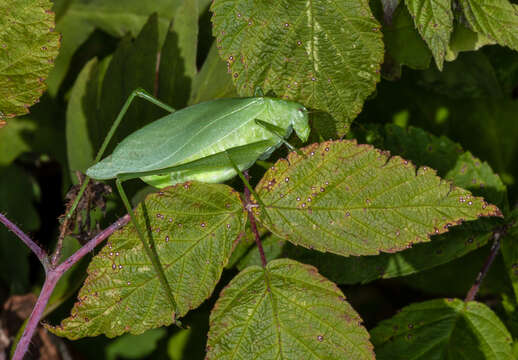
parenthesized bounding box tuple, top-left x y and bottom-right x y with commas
(0, 0, 59, 120)
(405, 0, 453, 70)
(211, 0, 384, 135)
(459, 0, 518, 53)
(254, 141, 501, 257)
(47, 183, 245, 339)
(207, 259, 374, 359)
(371, 299, 514, 359)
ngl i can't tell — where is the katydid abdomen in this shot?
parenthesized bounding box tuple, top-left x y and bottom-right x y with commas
(87, 96, 309, 188)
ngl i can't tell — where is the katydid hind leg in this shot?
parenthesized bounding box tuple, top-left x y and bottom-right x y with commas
(65, 90, 176, 223)
(115, 179, 179, 319)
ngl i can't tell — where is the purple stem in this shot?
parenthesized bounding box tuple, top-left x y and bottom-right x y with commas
(243, 172, 267, 268)
(12, 214, 130, 360)
(465, 231, 502, 302)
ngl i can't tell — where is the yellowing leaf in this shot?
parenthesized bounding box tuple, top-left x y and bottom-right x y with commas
(0, 0, 59, 120)
(207, 259, 374, 359)
(47, 183, 246, 339)
(254, 141, 502, 257)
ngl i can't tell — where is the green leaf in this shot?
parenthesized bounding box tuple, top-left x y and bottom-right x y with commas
(405, 0, 453, 70)
(383, 3, 432, 71)
(237, 234, 285, 270)
(254, 141, 501, 257)
(284, 124, 506, 284)
(418, 51, 503, 99)
(501, 210, 518, 301)
(0, 165, 40, 293)
(371, 299, 514, 359)
(382, 125, 507, 209)
(206, 259, 374, 359)
(211, 0, 384, 135)
(0, 0, 60, 120)
(158, 0, 199, 110)
(47, 0, 184, 95)
(106, 328, 167, 360)
(66, 58, 100, 176)
(0, 119, 37, 167)
(445, 22, 496, 62)
(188, 43, 237, 105)
(459, 0, 518, 53)
(47, 183, 246, 339)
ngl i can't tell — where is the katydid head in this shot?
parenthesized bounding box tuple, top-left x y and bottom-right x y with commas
(265, 98, 310, 142)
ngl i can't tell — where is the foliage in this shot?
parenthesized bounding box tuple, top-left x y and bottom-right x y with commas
(1, 0, 518, 359)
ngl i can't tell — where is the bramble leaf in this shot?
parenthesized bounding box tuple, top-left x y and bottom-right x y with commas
(254, 141, 501, 257)
(371, 299, 513, 359)
(405, 0, 453, 70)
(211, 0, 384, 135)
(47, 183, 246, 339)
(459, 0, 518, 53)
(0, 0, 59, 120)
(206, 259, 374, 359)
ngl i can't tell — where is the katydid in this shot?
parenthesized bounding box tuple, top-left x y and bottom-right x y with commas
(73, 88, 310, 317)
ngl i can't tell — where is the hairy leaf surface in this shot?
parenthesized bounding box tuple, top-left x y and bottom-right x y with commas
(405, 0, 453, 70)
(206, 259, 374, 359)
(254, 141, 501, 257)
(371, 299, 513, 359)
(48, 183, 245, 339)
(211, 0, 384, 135)
(0, 0, 59, 120)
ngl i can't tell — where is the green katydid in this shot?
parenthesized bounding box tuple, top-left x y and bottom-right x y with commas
(71, 88, 310, 317)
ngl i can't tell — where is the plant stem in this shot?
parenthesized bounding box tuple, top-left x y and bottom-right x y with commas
(11, 214, 130, 360)
(465, 231, 502, 302)
(243, 171, 267, 268)
(0, 213, 48, 267)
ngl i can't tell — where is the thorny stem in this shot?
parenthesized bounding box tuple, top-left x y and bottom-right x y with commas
(243, 171, 267, 268)
(0, 213, 48, 268)
(11, 214, 130, 360)
(465, 230, 504, 302)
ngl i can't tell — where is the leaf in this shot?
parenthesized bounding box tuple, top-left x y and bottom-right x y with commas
(211, 0, 384, 135)
(188, 43, 237, 106)
(405, 0, 453, 70)
(254, 141, 501, 257)
(501, 210, 518, 301)
(206, 259, 374, 359)
(459, 0, 518, 53)
(47, 182, 246, 339)
(158, 0, 199, 110)
(106, 328, 167, 360)
(0, 0, 59, 120)
(0, 165, 40, 293)
(418, 51, 503, 99)
(0, 119, 37, 167)
(371, 299, 514, 359)
(66, 58, 100, 176)
(237, 234, 285, 270)
(383, 3, 432, 71)
(46, 0, 185, 95)
(445, 22, 496, 62)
